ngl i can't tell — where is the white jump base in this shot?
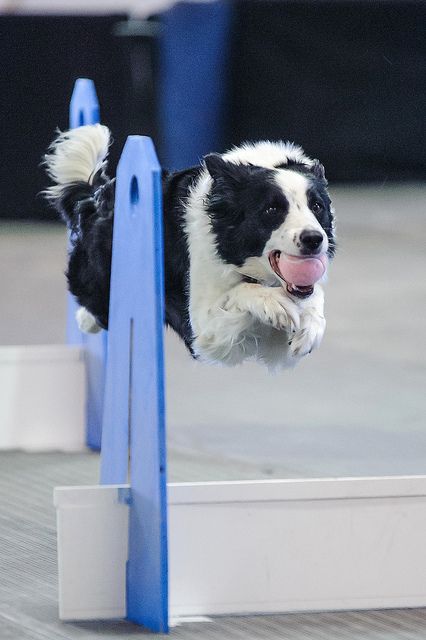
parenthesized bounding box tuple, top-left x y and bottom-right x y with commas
(55, 475, 426, 621)
(0, 345, 86, 451)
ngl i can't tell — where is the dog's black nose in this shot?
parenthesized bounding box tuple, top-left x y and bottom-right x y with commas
(300, 229, 323, 253)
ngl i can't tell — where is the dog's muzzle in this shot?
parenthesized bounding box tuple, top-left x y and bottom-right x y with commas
(268, 250, 327, 299)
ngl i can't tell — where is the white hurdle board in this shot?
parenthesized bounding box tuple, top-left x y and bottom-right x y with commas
(55, 474, 426, 621)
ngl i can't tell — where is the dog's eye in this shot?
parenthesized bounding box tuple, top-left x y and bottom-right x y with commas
(265, 206, 280, 216)
(311, 201, 323, 214)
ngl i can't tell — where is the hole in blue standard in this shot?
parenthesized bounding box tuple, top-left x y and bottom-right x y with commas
(78, 110, 85, 126)
(130, 175, 139, 207)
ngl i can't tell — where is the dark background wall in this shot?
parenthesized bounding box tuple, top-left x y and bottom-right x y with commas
(0, 15, 129, 220)
(0, 2, 425, 220)
(227, 1, 426, 183)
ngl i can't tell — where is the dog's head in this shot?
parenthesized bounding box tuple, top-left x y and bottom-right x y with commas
(204, 141, 336, 297)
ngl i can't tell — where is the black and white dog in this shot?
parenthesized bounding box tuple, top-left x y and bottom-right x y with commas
(45, 124, 335, 369)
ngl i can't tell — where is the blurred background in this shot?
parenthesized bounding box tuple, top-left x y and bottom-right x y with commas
(0, 0, 425, 479)
(1, 0, 425, 221)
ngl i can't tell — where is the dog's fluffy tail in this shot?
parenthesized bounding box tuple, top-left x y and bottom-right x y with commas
(44, 124, 111, 225)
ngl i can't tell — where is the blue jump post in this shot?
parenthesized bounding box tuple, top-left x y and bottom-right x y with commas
(68, 78, 105, 450)
(100, 136, 168, 633)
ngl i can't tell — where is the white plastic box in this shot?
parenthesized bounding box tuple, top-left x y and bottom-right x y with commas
(0, 344, 86, 451)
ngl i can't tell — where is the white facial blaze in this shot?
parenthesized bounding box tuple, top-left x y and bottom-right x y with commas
(265, 170, 329, 257)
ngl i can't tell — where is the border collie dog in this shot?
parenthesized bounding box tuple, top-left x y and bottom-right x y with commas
(45, 124, 335, 369)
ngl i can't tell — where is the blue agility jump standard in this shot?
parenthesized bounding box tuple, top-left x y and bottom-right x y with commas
(100, 136, 168, 633)
(68, 78, 106, 451)
(65, 78, 168, 632)
(69, 77, 100, 130)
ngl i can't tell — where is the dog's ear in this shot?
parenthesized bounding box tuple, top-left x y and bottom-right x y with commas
(311, 159, 327, 184)
(204, 153, 231, 181)
(204, 153, 252, 184)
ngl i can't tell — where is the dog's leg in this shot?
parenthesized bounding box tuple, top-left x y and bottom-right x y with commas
(192, 282, 301, 365)
(76, 306, 102, 334)
(289, 285, 326, 358)
(222, 282, 300, 332)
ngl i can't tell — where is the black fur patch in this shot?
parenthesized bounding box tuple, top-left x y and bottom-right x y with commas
(306, 184, 335, 257)
(162, 166, 201, 352)
(205, 154, 289, 266)
(48, 163, 201, 350)
(58, 174, 114, 330)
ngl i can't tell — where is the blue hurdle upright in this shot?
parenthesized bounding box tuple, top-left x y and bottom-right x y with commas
(67, 78, 106, 451)
(55, 95, 168, 632)
(100, 135, 168, 631)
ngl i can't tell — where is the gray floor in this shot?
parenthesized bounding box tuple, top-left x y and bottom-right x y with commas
(1, 184, 426, 638)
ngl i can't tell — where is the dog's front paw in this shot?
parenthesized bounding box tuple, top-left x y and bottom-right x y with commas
(289, 309, 326, 358)
(247, 287, 300, 332)
(222, 283, 300, 332)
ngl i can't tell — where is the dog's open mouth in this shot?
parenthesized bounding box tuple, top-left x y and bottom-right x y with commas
(269, 250, 315, 299)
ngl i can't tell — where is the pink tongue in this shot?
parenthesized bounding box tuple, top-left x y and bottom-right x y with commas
(278, 253, 328, 286)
